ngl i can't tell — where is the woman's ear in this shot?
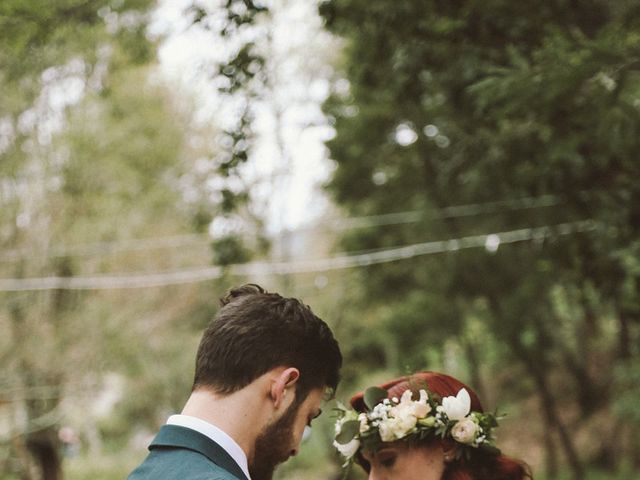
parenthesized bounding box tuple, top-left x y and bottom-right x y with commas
(270, 367, 300, 408)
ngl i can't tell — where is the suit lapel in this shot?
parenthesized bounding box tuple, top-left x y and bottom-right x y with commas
(150, 425, 250, 480)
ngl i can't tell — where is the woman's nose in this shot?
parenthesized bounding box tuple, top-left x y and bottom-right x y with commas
(368, 469, 383, 480)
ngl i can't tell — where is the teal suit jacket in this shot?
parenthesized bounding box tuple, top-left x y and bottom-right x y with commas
(128, 425, 250, 480)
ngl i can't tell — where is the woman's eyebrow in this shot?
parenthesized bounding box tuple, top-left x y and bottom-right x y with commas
(376, 448, 397, 457)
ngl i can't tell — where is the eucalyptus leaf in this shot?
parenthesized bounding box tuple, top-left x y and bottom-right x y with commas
(335, 420, 360, 444)
(364, 386, 388, 410)
(487, 415, 499, 428)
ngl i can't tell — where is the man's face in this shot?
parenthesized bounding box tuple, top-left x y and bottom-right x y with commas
(249, 388, 324, 480)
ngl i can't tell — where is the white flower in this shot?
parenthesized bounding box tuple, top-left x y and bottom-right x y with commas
(441, 388, 471, 421)
(395, 390, 431, 419)
(333, 438, 360, 460)
(378, 420, 395, 442)
(451, 417, 479, 445)
(377, 394, 420, 442)
(474, 434, 486, 446)
(374, 389, 435, 443)
(394, 406, 418, 433)
(412, 389, 431, 418)
(358, 413, 370, 433)
(378, 415, 416, 442)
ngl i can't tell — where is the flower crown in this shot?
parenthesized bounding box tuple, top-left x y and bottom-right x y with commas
(333, 384, 501, 466)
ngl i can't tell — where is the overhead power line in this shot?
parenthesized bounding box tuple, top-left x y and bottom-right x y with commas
(323, 194, 560, 230)
(0, 233, 206, 262)
(0, 220, 595, 292)
(0, 194, 561, 262)
(0, 406, 64, 443)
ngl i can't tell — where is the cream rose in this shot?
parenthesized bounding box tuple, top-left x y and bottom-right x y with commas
(451, 418, 479, 444)
(378, 400, 419, 442)
(378, 420, 395, 442)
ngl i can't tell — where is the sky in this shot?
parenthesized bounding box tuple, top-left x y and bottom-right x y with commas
(150, 0, 340, 234)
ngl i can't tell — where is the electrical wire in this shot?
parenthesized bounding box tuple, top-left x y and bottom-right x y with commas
(0, 220, 595, 292)
(0, 194, 562, 262)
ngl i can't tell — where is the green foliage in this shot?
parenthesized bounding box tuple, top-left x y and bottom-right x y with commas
(321, 0, 640, 476)
(0, 0, 154, 114)
(0, 1, 215, 478)
(363, 386, 387, 410)
(613, 358, 640, 425)
(211, 235, 252, 266)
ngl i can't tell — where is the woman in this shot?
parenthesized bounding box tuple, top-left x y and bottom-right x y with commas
(333, 371, 531, 480)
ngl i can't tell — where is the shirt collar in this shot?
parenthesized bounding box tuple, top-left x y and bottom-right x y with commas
(166, 414, 251, 480)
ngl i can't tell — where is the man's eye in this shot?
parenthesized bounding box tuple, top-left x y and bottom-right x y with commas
(308, 410, 322, 427)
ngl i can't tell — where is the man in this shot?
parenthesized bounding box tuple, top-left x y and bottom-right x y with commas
(127, 284, 342, 480)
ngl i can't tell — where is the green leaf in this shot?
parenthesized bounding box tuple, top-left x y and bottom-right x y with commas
(335, 420, 360, 444)
(487, 415, 499, 428)
(364, 386, 388, 410)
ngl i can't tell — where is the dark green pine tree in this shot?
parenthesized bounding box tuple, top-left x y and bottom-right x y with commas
(320, 1, 640, 477)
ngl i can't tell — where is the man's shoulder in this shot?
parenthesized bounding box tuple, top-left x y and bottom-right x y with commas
(128, 447, 243, 480)
(127, 424, 249, 480)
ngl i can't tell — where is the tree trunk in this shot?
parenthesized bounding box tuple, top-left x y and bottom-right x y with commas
(26, 429, 62, 480)
(615, 301, 631, 360)
(463, 340, 487, 404)
(561, 349, 600, 416)
(514, 342, 585, 480)
(542, 420, 559, 479)
(486, 296, 585, 480)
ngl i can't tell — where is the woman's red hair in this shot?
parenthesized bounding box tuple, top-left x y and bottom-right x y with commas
(350, 371, 532, 480)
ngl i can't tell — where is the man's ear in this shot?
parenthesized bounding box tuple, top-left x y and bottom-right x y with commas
(270, 367, 300, 409)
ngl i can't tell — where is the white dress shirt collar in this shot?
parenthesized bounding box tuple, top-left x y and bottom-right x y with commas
(166, 414, 251, 480)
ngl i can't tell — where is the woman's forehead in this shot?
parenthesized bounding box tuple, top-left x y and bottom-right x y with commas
(361, 444, 403, 459)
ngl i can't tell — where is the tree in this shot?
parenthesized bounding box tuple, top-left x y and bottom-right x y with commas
(0, 2, 213, 479)
(320, 1, 640, 477)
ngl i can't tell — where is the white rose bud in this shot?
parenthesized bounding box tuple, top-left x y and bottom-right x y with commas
(451, 418, 480, 445)
(441, 388, 472, 421)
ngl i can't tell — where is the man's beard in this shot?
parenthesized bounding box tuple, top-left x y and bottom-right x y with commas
(249, 398, 300, 480)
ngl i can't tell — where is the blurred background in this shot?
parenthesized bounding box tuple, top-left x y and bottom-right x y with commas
(1, 1, 640, 479)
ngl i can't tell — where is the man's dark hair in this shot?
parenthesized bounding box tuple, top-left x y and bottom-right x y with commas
(193, 284, 342, 399)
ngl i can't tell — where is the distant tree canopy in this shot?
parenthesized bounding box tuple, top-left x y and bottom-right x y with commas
(0, 2, 212, 479)
(320, 1, 640, 477)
